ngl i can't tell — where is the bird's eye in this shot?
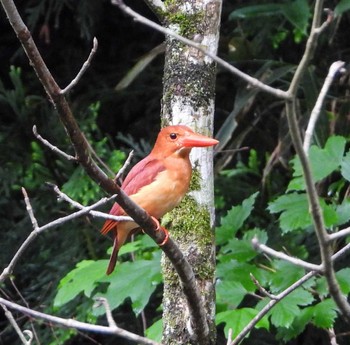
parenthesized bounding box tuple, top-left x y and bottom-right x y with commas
(169, 133, 177, 140)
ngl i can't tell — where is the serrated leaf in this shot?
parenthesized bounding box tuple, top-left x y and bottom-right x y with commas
(336, 268, 350, 295)
(222, 238, 258, 262)
(312, 299, 338, 328)
(270, 261, 306, 293)
(216, 308, 269, 339)
(216, 192, 259, 245)
(216, 280, 247, 308)
(289, 136, 346, 191)
(95, 256, 162, 316)
(217, 260, 267, 292)
(268, 192, 337, 232)
(54, 260, 108, 307)
(270, 290, 313, 328)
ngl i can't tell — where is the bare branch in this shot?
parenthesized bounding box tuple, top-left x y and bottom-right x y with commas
(250, 273, 278, 300)
(0, 304, 33, 345)
(329, 227, 350, 241)
(252, 237, 322, 272)
(21, 188, 39, 230)
(230, 271, 318, 345)
(112, 0, 289, 100)
(287, 2, 332, 97)
(115, 150, 134, 181)
(0, 297, 160, 345)
(303, 61, 345, 152)
(33, 125, 76, 161)
(0, 193, 117, 282)
(94, 297, 117, 328)
(60, 37, 98, 95)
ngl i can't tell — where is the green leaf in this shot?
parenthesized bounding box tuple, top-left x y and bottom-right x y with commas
(54, 260, 108, 307)
(335, 199, 350, 226)
(217, 260, 268, 292)
(268, 193, 310, 232)
(145, 319, 163, 343)
(336, 268, 350, 295)
(341, 151, 350, 182)
(229, 4, 283, 20)
(222, 238, 258, 262)
(270, 290, 314, 328)
(268, 192, 338, 232)
(216, 280, 247, 308)
(335, 0, 350, 15)
(216, 192, 259, 245)
(282, 0, 310, 33)
(289, 136, 346, 191)
(96, 256, 162, 316)
(311, 299, 338, 328)
(269, 261, 306, 293)
(216, 308, 269, 339)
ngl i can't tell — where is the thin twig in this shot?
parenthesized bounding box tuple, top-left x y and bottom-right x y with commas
(0, 297, 160, 345)
(230, 271, 318, 345)
(94, 297, 117, 328)
(49, 183, 132, 222)
(1, 304, 33, 345)
(33, 125, 76, 161)
(21, 188, 39, 230)
(252, 237, 322, 272)
(115, 150, 134, 182)
(60, 37, 98, 94)
(0, 193, 117, 282)
(112, 0, 289, 100)
(303, 61, 345, 152)
(250, 273, 278, 300)
(329, 227, 350, 241)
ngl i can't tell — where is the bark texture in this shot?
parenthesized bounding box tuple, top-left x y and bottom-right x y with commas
(159, 1, 222, 344)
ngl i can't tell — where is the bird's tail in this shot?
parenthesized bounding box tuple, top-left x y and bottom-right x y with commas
(106, 236, 119, 275)
(106, 227, 129, 275)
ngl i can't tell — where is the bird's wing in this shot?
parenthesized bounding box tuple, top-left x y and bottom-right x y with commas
(100, 157, 165, 235)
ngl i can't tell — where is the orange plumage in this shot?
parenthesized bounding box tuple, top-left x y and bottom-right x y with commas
(101, 125, 218, 274)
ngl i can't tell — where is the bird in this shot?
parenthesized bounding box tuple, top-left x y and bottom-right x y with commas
(100, 125, 219, 275)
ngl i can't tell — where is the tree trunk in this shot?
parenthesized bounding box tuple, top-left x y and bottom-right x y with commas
(159, 1, 222, 344)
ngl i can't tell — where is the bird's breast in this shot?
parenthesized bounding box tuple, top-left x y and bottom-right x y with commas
(130, 157, 192, 219)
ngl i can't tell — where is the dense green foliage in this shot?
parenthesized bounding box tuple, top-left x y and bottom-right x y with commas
(1, 0, 350, 344)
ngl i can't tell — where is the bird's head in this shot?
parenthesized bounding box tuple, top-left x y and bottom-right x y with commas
(151, 125, 219, 158)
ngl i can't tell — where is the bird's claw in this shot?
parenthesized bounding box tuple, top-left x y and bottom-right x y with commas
(151, 216, 169, 246)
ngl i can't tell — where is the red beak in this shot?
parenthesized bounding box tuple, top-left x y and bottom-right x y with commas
(181, 133, 219, 148)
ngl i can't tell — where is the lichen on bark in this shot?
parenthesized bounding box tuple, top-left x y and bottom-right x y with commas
(159, 1, 222, 344)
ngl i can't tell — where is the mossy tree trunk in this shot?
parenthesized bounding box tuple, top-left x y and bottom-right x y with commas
(156, 1, 222, 344)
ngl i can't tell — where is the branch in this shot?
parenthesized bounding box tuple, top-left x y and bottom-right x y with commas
(0, 297, 160, 345)
(60, 37, 98, 95)
(252, 237, 322, 272)
(230, 271, 318, 345)
(0, 189, 117, 283)
(0, 0, 209, 340)
(0, 304, 33, 345)
(33, 125, 76, 161)
(111, 0, 289, 100)
(303, 61, 345, 152)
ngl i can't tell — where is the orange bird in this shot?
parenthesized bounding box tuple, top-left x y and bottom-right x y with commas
(101, 125, 219, 274)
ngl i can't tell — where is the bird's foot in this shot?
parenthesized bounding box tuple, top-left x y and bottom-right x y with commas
(151, 216, 169, 246)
